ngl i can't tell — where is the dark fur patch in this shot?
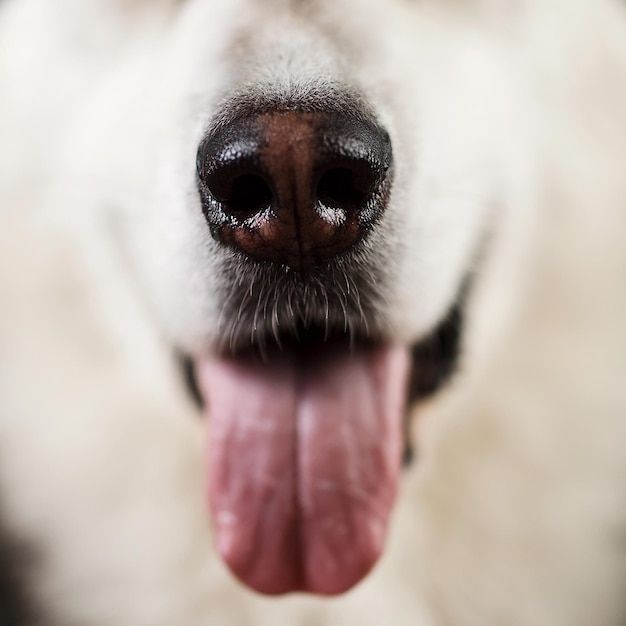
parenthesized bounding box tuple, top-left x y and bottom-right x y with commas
(0, 512, 38, 626)
(408, 298, 464, 402)
(179, 353, 203, 410)
(401, 282, 467, 466)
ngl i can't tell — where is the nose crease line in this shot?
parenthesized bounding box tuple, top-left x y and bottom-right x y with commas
(264, 112, 319, 272)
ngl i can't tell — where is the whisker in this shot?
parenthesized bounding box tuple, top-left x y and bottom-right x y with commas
(214, 257, 382, 351)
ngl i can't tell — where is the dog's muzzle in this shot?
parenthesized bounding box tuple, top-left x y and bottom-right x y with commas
(188, 99, 449, 598)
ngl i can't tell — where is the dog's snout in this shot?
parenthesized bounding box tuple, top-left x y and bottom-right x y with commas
(197, 110, 393, 272)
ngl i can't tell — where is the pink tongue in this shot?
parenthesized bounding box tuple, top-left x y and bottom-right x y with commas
(196, 344, 409, 595)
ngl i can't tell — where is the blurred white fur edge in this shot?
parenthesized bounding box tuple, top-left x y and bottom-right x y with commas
(0, 0, 625, 625)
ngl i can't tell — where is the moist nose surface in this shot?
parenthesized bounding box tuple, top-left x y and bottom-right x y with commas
(197, 110, 393, 272)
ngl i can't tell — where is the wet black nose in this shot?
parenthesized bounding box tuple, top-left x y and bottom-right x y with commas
(196, 110, 393, 272)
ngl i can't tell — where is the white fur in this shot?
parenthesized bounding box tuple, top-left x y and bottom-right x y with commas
(1, 0, 626, 624)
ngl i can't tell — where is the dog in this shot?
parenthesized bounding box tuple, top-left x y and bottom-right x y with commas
(1, 0, 626, 623)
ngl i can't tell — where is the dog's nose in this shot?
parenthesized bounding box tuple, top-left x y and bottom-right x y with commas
(196, 110, 393, 272)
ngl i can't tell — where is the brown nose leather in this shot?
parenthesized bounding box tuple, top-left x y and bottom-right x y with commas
(197, 110, 392, 272)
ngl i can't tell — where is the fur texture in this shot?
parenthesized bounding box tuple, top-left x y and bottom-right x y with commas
(0, 0, 626, 624)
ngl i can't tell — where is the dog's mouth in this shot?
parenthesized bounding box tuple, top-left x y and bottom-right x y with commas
(194, 328, 409, 595)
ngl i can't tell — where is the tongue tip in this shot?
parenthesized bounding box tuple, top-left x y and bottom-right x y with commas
(227, 564, 379, 597)
(303, 562, 382, 597)
(220, 533, 386, 597)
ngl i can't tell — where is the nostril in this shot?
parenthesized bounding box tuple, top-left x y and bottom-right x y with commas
(228, 174, 273, 217)
(206, 169, 274, 218)
(316, 164, 375, 213)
